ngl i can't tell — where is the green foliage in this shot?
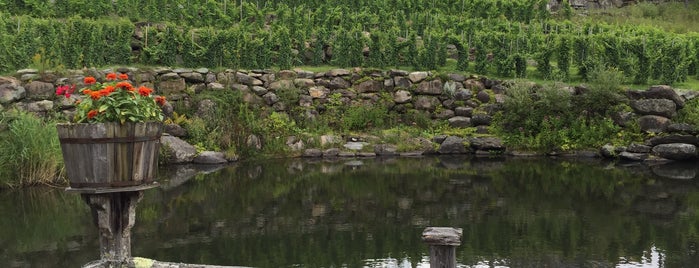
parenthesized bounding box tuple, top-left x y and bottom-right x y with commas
(342, 105, 390, 131)
(494, 79, 629, 152)
(677, 98, 699, 127)
(0, 110, 64, 187)
(578, 65, 627, 117)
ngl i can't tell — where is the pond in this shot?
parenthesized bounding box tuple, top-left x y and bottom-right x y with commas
(1, 156, 699, 267)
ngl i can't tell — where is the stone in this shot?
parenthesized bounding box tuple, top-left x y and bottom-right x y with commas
(269, 80, 296, 91)
(600, 144, 623, 158)
(277, 70, 297, 80)
(294, 78, 315, 88)
(195, 99, 216, 117)
(338, 151, 356, 157)
(251, 86, 268, 96)
(207, 82, 225, 90)
(0, 80, 25, 104)
(157, 77, 186, 95)
(433, 135, 448, 144)
(630, 99, 677, 118)
(236, 72, 263, 86)
(323, 148, 340, 157)
(644, 85, 685, 108)
(303, 149, 323, 158)
(295, 69, 315, 79)
(471, 114, 492, 126)
(308, 86, 329, 99)
(438, 136, 468, 154)
(26, 100, 53, 113)
(394, 90, 412, 104)
(161, 134, 197, 164)
(454, 107, 473, 117)
(180, 72, 205, 83)
(413, 96, 440, 111)
(408, 71, 429, 83)
(24, 81, 54, 100)
(638, 115, 671, 133)
(355, 79, 383, 93)
(163, 123, 187, 137)
(433, 109, 454, 120)
(192, 151, 228, 164)
(272, 102, 286, 111)
(463, 79, 485, 91)
(667, 123, 697, 135)
(393, 76, 412, 89)
(652, 143, 697, 160)
(246, 134, 262, 150)
(328, 77, 351, 89)
(390, 69, 409, 76)
(619, 151, 648, 161)
(648, 134, 699, 146)
(299, 95, 313, 107)
(357, 152, 376, 157)
(262, 92, 280, 105)
(476, 90, 491, 103)
(448, 116, 471, 128)
(327, 69, 350, 77)
(453, 88, 472, 101)
(320, 135, 342, 146)
(448, 73, 466, 82)
(159, 72, 181, 81)
(626, 143, 651, 153)
(415, 80, 443, 95)
(343, 141, 368, 151)
(469, 137, 505, 151)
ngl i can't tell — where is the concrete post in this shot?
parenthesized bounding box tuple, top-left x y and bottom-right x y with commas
(422, 227, 463, 268)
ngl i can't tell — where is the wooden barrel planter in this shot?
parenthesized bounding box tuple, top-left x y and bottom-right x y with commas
(57, 122, 162, 189)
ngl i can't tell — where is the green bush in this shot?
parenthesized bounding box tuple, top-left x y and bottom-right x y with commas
(0, 111, 64, 187)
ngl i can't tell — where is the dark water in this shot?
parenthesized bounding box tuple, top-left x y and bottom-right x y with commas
(2, 156, 699, 268)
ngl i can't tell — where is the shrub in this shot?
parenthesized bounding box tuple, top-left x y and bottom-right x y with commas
(0, 111, 64, 187)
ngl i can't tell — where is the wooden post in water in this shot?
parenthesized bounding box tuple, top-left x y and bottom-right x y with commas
(422, 227, 463, 268)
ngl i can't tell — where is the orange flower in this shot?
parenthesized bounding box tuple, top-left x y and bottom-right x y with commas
(84, 76, 96, 85)
(103, 85, 115, 93)
(118, 73, 129, 80)
(116, 81, 134, 91)
(89, 91, 102, 100)
(87, 110, 98, 119)
(106, 73, 117, 81)
(82, 89, 92, 94)
(155, 96, 166, 106)
(138, 86, 153, 97)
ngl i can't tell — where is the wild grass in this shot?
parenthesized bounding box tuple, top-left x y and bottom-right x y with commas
(0, 110, 64, 187)
(577, 1, 699, 34)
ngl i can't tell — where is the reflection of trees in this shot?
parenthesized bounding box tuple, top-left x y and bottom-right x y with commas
(130, 157, 699, 267)
(4, 157, 699, 267)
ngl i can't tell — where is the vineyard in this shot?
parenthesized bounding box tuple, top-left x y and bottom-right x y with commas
(0, 0, 698, 85)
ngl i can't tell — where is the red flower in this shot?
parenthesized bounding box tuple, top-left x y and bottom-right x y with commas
(155, 96, 166, 106)
(103, 85, 115, 93)
(106, 73, 117, 81)
(87, 110, 98, 119)
(138, 86, 153, 96)
(118, 73, 129, 80)
(84, 76, 96, 85)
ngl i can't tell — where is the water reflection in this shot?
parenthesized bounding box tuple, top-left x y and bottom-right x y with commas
(2, 157, 699, 267)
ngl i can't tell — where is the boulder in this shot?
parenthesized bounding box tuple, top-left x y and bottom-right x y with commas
(667, 123, 697, 135)
(192, 151, 228, 164)
(643, 85, 684, 108)
(277, 70, 297, 80)
(433, 109, 455, 120)
(328, 77, 351, 89)
(469, 137, 505, 151)
(24, 81, 54, 100)
(448, 116, 471, 128)
(163, 123, 187, 137)
(269, 80, 296, 91)
(355, 79, 383, 93)
(652, 143, 697, 160)
(454, 107, 473, 117)
(453, 88, 472, 101)
(393, 76, 412, 89)
(327, 69, 350, 77)
(161, 134, 197, 164)
(180, 72, 205, 83)
(415, 80, 443, 95)
(618, 151, 648, 161)
(236, 72, 263, 86)
(251, 86, 268, 96)
(303, 148, 323, 158)
(308, 86, 329, 98)
(413, 96, 440, 111)
(638, 115, 671, 133)
(626, 143, 651, 153)
(374, 144, 398, 156)
(651, 162, 697, 180)
(157, 77, 186, 95)
(648, 134, 699, 146)
(394, 90, 412, 104)
(323, 148, 340, 157)
(630, 99, 677, 118)
(438, 136, 467, 154)
(0, 79, 26, 104)
(408, 71, 429, 83)
(471, 114, 492, 126)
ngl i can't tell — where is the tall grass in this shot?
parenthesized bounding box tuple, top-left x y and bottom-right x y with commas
(580, 1, 699, 34)
(0, 110, 64, 187)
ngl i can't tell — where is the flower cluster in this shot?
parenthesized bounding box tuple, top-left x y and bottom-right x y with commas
(56, 73, 166, 123)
